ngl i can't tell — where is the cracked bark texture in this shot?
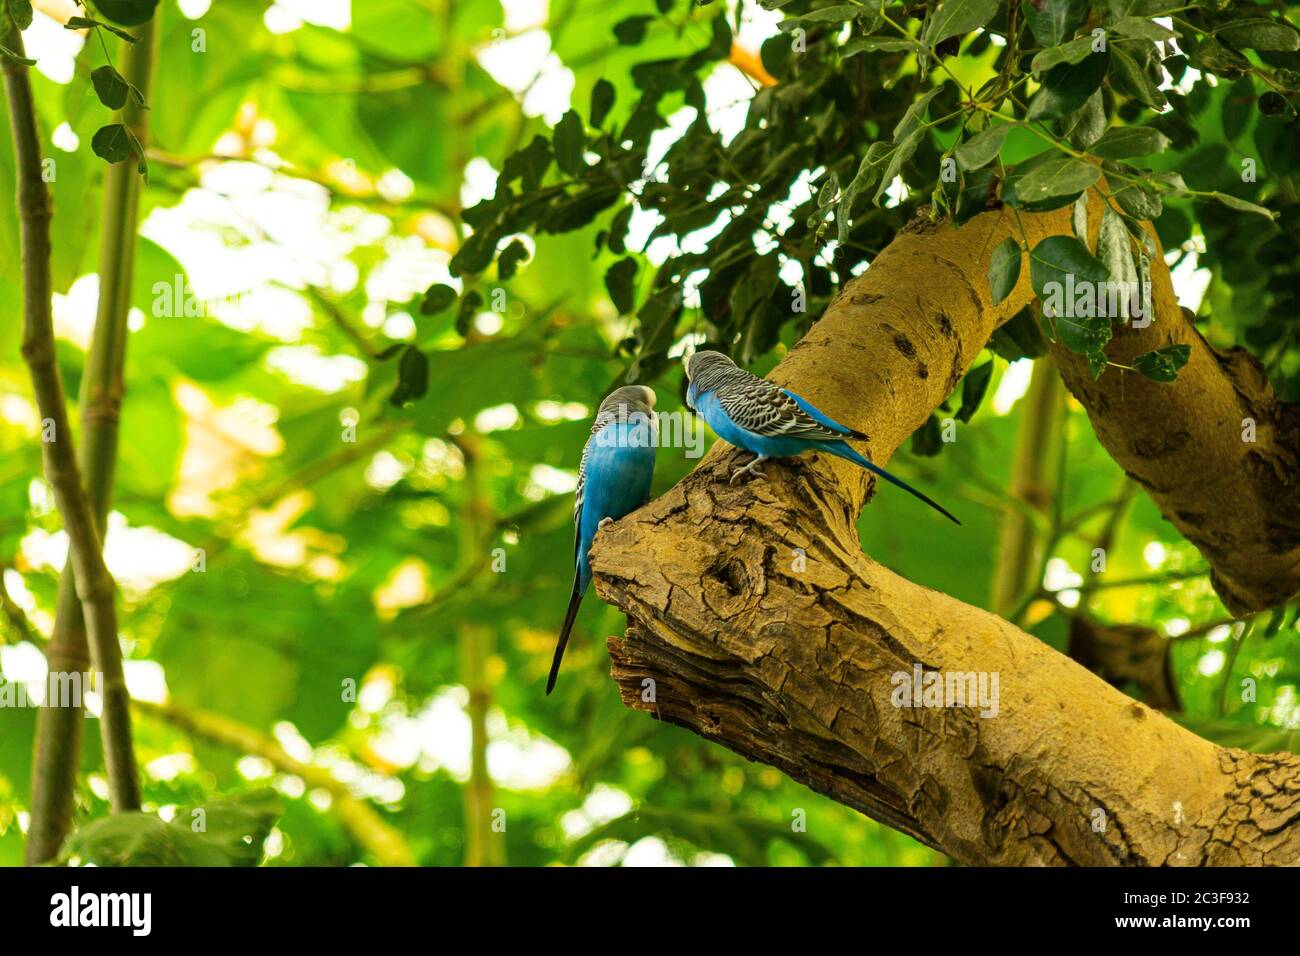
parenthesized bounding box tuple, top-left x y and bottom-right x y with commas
(1048, 207, 1300, 614)
(589, 199, 1300, 866)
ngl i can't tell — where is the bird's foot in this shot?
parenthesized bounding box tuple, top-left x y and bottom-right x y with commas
(597, 516, 615, 529)
(729, 455, 769, 485)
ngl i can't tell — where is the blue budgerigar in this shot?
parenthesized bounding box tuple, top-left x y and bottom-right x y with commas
(685, 350, 959, 524)
(547, 385, 658, 694)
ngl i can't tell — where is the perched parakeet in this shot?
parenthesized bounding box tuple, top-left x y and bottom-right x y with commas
(685, 350, 958, 524)
(548, 385, 658, 694)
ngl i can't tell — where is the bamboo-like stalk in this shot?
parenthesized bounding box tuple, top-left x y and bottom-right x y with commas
(989, 357, 1065, 618)
(4, 15, 155, 863)
(453, 434, 504, 867)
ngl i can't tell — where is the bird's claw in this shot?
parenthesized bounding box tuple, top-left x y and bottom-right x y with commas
(729, 467, 764, 484)
(597, 516, 615, 529)
(728, 457, 767, 484)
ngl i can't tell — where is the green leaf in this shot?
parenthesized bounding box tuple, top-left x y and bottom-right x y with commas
(842, 140, 892, 211)
(497, 239, 530, 280)
(988, 237, 1022, 305)
(449, 227, 502, 276)
(1030, 235, 1112, 353)
(1207, 191, 1276, 219)
(923, 0, 1000, 47)
(91, 65, 131, 110)
(989, 306, 1049, 360)
(942, 166, 998, 224)
(1089, 125, 1170, 159)
(956, 360, 994, 422)
(455, 291, 482, 336)
(1086, 349, 1107, 379)
(1258, 91, 1291, 117)
(843, 37, 921, 56)
(539, 185, 620, 233)
(626, 284, 684, 381)
(954, 124, 1009, 170)
(500, 135, 551, 192)
(1020, 0, 1088, 48)
(1215, 19, 1300, 53)
(604, 257, 638, 315)
(93, 0, 159, 26)
(910, 413, 943, 457)
(1192, 37, 1250, 77)
(590, 79, 615, 128)
(802, 4, 859, 20)
(607, 205, 633, 254)
(1026, 51, 1109, 120)
(873, 129, 923, 206)
(1109, 169, 1163, 219)
(893, 83, 944, 144)
(390, 345, 429, 406)
(613, 15, 653, 44)
(6, 0, 32, 31)
(780, 5, 861, 29)
(1097, 205, 1138, 292)
(1072, 193, 1089, 245)
(60, 790, 282, 866)
(91, 123, 133, 163)
(420, 283, 457, 316)
(64, 15, 138, 42)
(1012, 157, 1100, 206)
(1110, 45, 1167, 109)
(1031, 35, 1095, 75)
(1030, 235, 1110, 298)
(1062, 90, 1107, 149)
(0, 41, 35, 65)
(553, 110, 585, 177)
(1133, 344, 1191, 382)
(1111, 16, 1175, 41)
(816, 171, 839, 208)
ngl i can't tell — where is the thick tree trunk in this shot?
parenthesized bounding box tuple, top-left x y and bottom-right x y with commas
(589, 200, 1300, 865)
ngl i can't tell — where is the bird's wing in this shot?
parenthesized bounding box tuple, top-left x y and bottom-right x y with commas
(718, 370, 859, 441)
(573, 410, 620, 559)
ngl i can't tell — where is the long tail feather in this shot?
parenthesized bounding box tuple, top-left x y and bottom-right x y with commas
(546, 578, 585, 695)
(832, 444, 961, 525)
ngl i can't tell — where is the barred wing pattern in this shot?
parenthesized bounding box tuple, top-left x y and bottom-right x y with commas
(715, 367, 858, 441)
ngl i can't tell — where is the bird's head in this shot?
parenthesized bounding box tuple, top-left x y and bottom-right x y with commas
(600, 385, 656, 417)
(684, 349, 734, 383)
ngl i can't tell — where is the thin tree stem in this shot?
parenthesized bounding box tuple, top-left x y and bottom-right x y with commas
(991, 357, 1065, 619)
(3, 17, 147, 862)
(454, 433, 504, 867)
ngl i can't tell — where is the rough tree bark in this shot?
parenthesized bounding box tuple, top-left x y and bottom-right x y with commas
(1048, 213, 1300, 615)
(589, 196, 1300, 865)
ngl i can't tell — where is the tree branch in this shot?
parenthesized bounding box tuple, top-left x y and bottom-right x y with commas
(3, 18, 141, 839)
(589, 199, 1300, 865)
(1051, 199, 1300, 615)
